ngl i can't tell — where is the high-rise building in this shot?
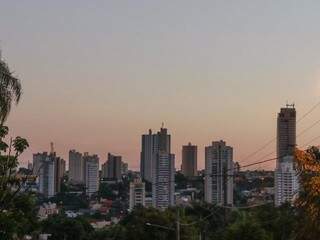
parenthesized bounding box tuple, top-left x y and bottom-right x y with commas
(38, 153, 56, 198)
(275, 156, 299, 206)
(60, 158, 66, 177)
(152, 127, 175, 209)
(36, 151, 64, 198)
(275, 105, 299, 206)
(129, 178, 146, 211)
(277, 105, 296, 161)
(83, 153, 99, 196)
(69, 150, 84, 183)
(205, 140, 234, 206)
(102, 153, 122, 181)
(55, 157, 65, 193)
(33, 153, 44, 175)
(181, 143, 197, 177)
(140, 129, 155, 183)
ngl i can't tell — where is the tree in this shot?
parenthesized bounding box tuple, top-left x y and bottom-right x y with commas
(224, 213, 271, 240)
(294, 147, 320, 239)
(0, 57, 22, 124)
(0, 54, 36, 239)
(252, 203, 296, 240)
(0, 126, 37, 239)
(41, 215, 94, 240)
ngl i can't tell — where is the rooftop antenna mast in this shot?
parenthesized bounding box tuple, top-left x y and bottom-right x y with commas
(286, 101, 295, 108)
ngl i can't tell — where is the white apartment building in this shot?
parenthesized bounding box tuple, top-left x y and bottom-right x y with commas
(152, 151, 175, 209)
(129, 178, 146, 211)
(275, 156, 299, 206)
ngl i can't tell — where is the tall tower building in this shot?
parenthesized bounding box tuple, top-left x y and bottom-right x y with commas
(55, 157, 65, 193)
(38, 153, 56, 198)
(152, 127, 175, 209)
(277, 105, 296, 162)
(129, 178, 146, 211)
(275, 105, 299, 206)
(205, 140, 234, 206)
(83, 153, 99, 196)
(140, 129, 155, 183)
(69, 150, 84, 183)
(33, 153, 44, 175)
(181, 143, 198, 177)
(140, 127, 171, 183)
(36, 150, 64, 198)
(102, 153, 122, 181)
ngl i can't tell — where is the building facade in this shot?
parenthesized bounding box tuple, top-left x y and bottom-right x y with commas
(277, 105, 296, 161)
(140, 129, 155, 183)
(205, 140, 234, 206)
(152, 127, 175, 209)
(69, 150, 84, 183)
(181, 142, 197, 177)
(275, 105, 299, 206)
(37, 152, 64, 198)
(129, 178, 146, 211)
(275, 156, 299, 206)
(83, 153, 99, 196)
(39, 153, 56, 198)
(102, 153, 122, 181)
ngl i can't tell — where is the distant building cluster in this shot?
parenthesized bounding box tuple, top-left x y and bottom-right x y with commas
(28, 104, 299, 211)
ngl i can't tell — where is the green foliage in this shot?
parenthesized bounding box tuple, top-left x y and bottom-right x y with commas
(0, 125, 36, 239)
(41, 215, 94, 240)
(49, 192, 89, 210)
(0, 194, 38, 239)
(99, 182, 115, 199)
(295, 147, 320, 239)
(0, 58, 22, 123)
(224, 214, 271, 240)
(121, 207, 177, 240)
(88, 226, 127, 240)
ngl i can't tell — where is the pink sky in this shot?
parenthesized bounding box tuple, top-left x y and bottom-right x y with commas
(2, 1, 320, 171)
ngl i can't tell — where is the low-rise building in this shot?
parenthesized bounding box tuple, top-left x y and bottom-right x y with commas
(38, 202, 59, 220)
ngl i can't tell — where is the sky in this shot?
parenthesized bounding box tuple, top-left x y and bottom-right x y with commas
(1, 0, 320, 170)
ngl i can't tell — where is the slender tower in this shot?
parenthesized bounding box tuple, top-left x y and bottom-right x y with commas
(275, 104, 299, 206)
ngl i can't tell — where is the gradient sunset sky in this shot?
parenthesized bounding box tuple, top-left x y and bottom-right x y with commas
(1, 1, 320, 170)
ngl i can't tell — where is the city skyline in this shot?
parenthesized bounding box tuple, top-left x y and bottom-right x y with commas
(2, 1, 320, 170)
(2, 2, 320, 239)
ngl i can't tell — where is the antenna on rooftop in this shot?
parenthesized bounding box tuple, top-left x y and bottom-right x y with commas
(286, 102, 295, 108)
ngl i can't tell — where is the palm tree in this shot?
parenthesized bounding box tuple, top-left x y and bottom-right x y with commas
(0, 57, 21, 124)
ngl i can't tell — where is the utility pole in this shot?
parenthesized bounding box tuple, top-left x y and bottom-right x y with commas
(176, 209, 180, 240)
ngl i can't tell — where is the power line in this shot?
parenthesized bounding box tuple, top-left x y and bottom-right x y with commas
(180, 201, 274, 227)
(239, 117, 320, 171)
(239, 138, 276, 163)
(302, 135, 320, 148)
(297, 101, 320, 123)
(239, 100, 320, 162)
(297, 118, 320, 138)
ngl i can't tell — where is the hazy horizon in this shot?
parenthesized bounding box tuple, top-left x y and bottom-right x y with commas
(2, 1, 320, 170)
